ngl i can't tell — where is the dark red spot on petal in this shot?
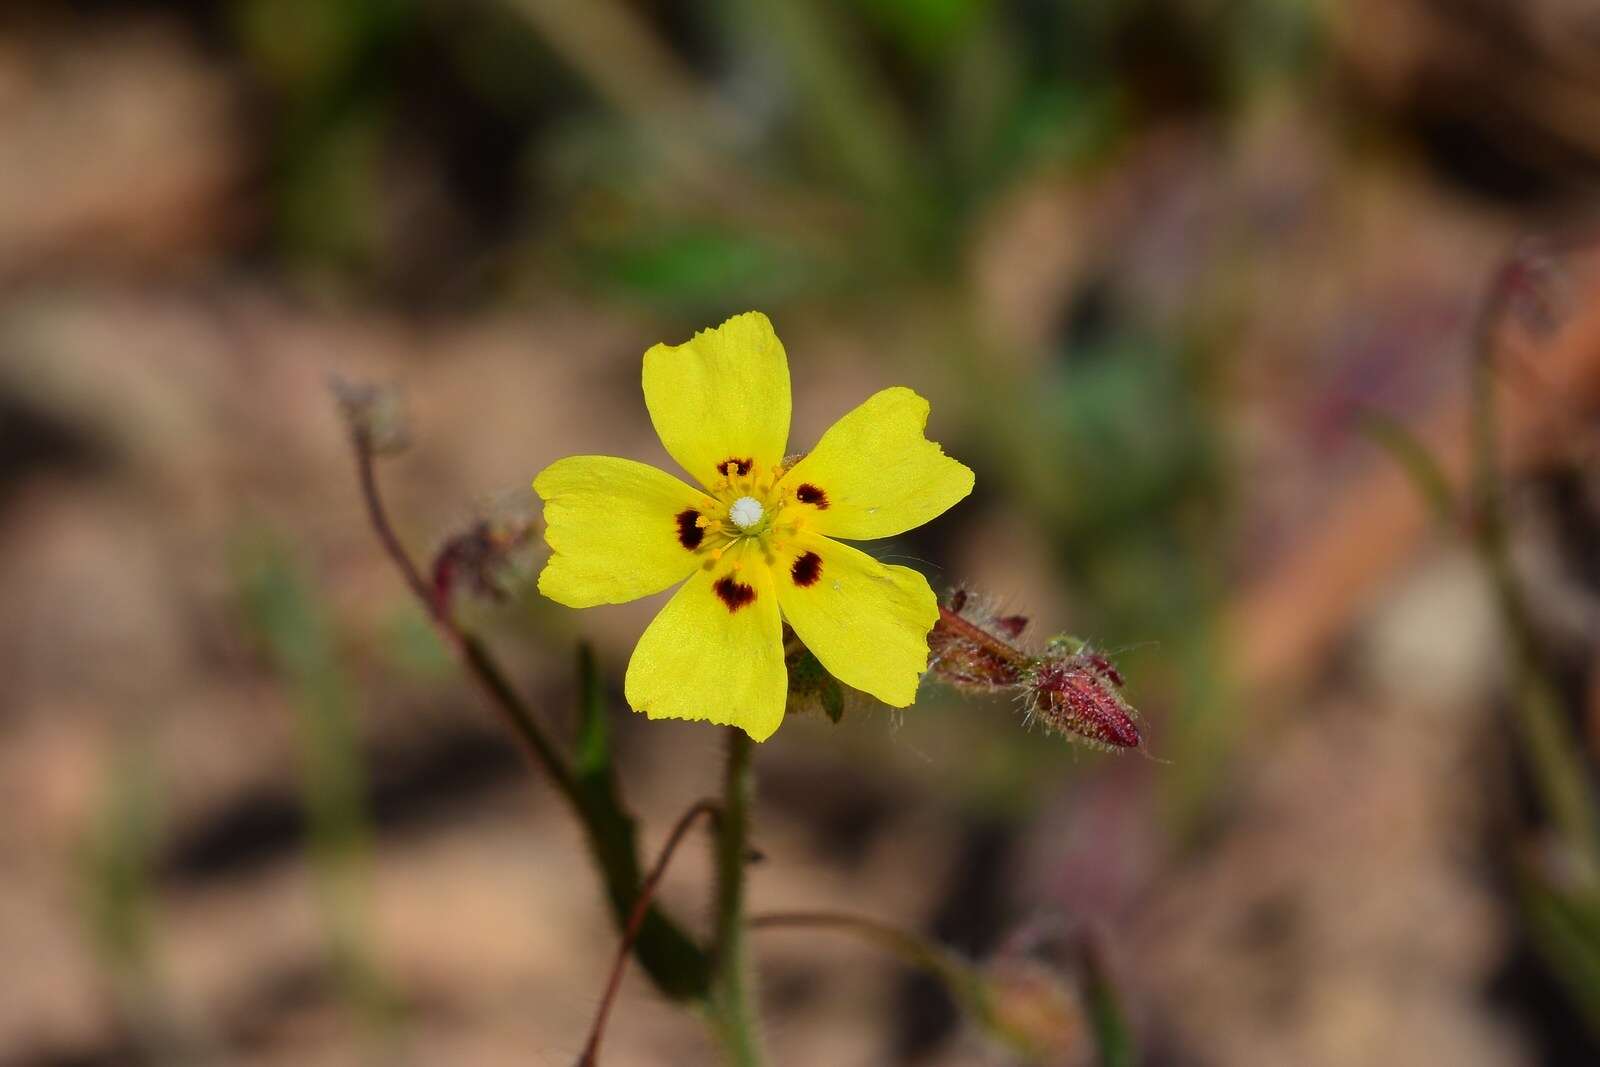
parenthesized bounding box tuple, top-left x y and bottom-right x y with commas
(790, 550, 823, 587)
(675, 509, 704, 550)
(714, 576, 757, 612)
(718, 457, 754, 477)
(795, 483, 828, 509)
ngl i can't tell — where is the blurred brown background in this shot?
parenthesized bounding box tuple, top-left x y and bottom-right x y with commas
(8, 0, 1600, 1063)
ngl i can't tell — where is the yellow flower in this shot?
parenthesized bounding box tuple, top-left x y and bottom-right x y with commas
(533, 312, 974, 741)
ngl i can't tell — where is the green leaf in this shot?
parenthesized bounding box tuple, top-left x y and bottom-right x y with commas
(1080, 936, 1136, 1067)
(820, 676, 845, 724)
(231, 533, 395, 1031)
(785, 640, 846, 723)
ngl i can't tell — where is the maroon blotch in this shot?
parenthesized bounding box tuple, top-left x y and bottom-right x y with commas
(675, 509, 704, 550)
(1084, 653, 1124, 688)
(994, 614, 1029, 639)
(795, 483, 829, 509)
(718, 457, 754, 477)
(790, 551, 823, 587)
(714, 576, 757, 612)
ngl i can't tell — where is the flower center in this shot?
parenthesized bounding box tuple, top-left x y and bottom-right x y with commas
(728, 495, 765, 530)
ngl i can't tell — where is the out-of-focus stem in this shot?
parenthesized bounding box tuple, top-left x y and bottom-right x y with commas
(1468, 329, 1600, 875)
(1077, 931, 1136, 1067)
(748, 911, 991, 1023)
(353, 428, 577, 803)
(709, 729, 765, 1066)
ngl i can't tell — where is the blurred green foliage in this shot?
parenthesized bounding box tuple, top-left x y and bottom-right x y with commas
(77, 742, 214, 1062)
(232, 533, 399, 1041)
(218, 0, 1317, 296)
(80, 743, 165, 985)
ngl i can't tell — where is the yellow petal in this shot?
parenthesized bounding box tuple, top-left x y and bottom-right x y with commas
(534, 456, 707, 608)
(624, 541, 787, 741)
(642, 311, 791, 489)
(779, 387, 973, 540)
(774, 531, 937, 707)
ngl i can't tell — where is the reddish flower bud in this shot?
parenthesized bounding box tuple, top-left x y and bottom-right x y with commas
(431, 518, 534, 616)
(1026, 654, 1141, 749)
(928, 592, 1031, 691)
(330, 375, 409, 454)
(929, 589, 1143, 752)
(993, 614, 1029, 639)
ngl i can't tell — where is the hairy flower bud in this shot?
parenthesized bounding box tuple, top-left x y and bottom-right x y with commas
(928, 590, 1142, 751)
(330, 375, 409, 455)
(431, 518, 535, 615)
(979, 956, 1086, 1061)
(1026, 650, 1141, 749)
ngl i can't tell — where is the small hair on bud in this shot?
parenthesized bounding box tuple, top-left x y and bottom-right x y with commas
(1025, 649, 1140, 750)
(930, 587, 1143, 753)
(928, 591, 1031, 691)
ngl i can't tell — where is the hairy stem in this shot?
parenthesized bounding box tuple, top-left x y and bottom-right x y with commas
(936, 605, 1032, 670)
(709, 729, 764, 1065)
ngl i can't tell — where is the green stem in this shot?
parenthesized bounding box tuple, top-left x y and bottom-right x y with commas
(748, 912, 991, 1027)
(1469, 327, 1600, 878)
(709, 729, 765, 1065)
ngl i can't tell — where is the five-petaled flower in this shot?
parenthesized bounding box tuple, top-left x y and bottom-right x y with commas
(533, 312, 974, 741)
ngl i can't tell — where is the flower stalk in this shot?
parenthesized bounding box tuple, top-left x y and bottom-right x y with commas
(1468, 260, 1600, 877)
(709, 728, 766, 1065)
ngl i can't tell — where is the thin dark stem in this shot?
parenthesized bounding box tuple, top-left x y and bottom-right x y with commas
(352, 432, 579, 802)
(353, 431, 433, 608)
(709, 729, 764, 1065)
(577, 799, 720, 1067)
(936, 605, 1032, 669)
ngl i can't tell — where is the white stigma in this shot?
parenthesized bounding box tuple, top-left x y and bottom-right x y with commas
(729, 496, 765, 530)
